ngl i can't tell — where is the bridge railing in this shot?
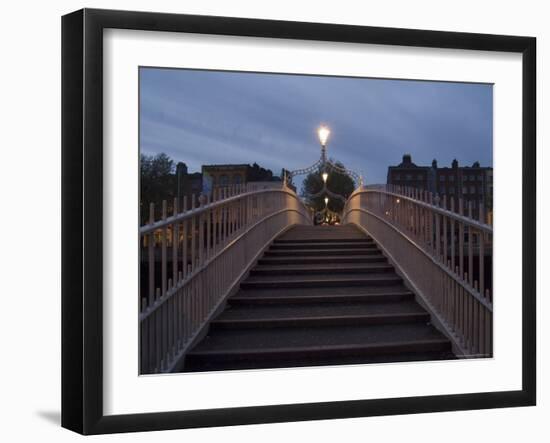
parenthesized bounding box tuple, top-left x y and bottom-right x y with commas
(343, 184, 493, 358)
(139, 183, 312, 373)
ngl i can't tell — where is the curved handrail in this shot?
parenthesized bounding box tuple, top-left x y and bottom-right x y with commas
(139, 185, 312, 373)
(342, 185, 493, 357)
(140, 187, 306, 234)
(139, 207, 310, 322)
(345, 186, 492, 234)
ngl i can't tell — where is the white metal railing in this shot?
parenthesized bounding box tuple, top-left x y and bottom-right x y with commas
(343, 184, 493, 357)
(140, 183, 312, 373)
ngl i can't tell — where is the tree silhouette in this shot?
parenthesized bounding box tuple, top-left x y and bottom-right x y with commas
(140, 153, 176, 223)
(301, 161, 355, 213)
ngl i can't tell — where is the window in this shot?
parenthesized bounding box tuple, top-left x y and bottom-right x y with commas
(462, 186, 468, 195)
(406, 174, 412, 180)
(417, 174, 423, 180)
(470, 175, 475, 181)
(478, 175, 483, 180)
(394, 174, 400, 181)
(449, 187, 455, 194)
(449, 176, 455, 182)
(439, 175, 445, 181)
(233, 174, 242, 184)
(219, 174, 229, 185)
(470, 186, 476, 194)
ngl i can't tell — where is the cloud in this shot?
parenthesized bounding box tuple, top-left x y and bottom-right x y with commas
(140, 68, 492, 184)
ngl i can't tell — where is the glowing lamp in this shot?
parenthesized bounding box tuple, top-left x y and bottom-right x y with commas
(318, 125, 330, 146)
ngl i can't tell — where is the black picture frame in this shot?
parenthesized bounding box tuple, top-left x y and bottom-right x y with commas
(62, 8, 536, 435)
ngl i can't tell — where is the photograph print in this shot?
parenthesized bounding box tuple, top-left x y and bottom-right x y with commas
(139, 67, 493, 375)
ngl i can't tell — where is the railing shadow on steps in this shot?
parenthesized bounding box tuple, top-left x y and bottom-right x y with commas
(342, 184, 493, 358)
(139, 183, 312, 374)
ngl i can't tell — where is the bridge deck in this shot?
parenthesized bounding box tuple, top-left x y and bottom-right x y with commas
(183, 224, 455, 372)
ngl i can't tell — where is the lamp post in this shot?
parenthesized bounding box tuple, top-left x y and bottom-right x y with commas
(318, 125, 330, 164)
(286, 123, 363, 226)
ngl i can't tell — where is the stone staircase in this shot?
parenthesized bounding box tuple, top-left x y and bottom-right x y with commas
(183, 224, 454, 372)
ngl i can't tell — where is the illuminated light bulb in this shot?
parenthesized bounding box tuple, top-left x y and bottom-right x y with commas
(318, 125, 330, 146)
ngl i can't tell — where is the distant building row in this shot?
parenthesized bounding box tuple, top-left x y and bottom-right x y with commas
(387, 154, 493, 210)
(175, 162, 283, 201)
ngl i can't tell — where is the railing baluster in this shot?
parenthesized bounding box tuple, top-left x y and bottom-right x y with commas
(206, 195, 212, 260)
(479, 202, 486, 297)
(161, 201, 168, 296)
(435, 195, 441, 259)
(458, 198, 464, 281)
(148, 202, 155, 307)
(191, 194, 196, 273)
(442, 196, 448, 267)
(182, 196, 188, 280)
(468, 201, 473, 287)
(172, 198, 178, 285)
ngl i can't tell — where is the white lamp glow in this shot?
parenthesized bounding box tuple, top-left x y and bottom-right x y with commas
(318, 125, 330, 146)
(322, 172, 329, 183)
(324, 197, 329, 205)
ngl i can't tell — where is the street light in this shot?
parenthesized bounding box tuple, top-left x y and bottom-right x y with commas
(322, 172, 329, 183)
(324, 197, 329, 206)
(318, 125, 330, 147)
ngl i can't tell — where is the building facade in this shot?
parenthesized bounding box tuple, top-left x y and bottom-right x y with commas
(202, 164, 249, 193)
(386, 154, 434, 192)
(387, 154, 493, 214)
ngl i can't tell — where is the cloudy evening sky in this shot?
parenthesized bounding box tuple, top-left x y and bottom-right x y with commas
(139, 68, 493, 185)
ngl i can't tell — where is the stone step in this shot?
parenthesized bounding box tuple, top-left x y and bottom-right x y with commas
(274, 237, 372, 244)
(264, 248, 381, 257)
(230, 291, 415, 305)
(270, 242, 376, 250)
(183, 349, 456, 372)
(185, 323, 452, 371)
(212, 312, 430, 329)
(257, 255, 387, 265)
(212, 301, 428, 329)
(250, 263, 395, 276)
(241, 274, 403, 289)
